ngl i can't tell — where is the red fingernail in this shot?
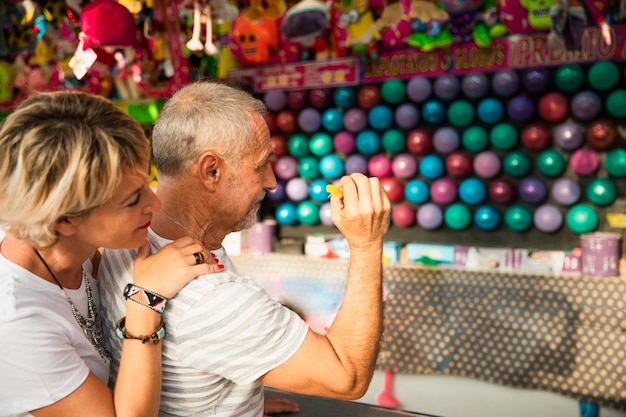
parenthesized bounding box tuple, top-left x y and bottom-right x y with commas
(218, 264, 224, 270)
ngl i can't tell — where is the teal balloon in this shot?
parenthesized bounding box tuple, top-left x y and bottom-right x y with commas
(462, 126, 488, 152)
(490, 123, 518, 150)
(444, 203, 472, 230)
(288, 133, 309, 157)
(298, 155, 320, 179)
(382, 128, 405, 153)
(587, 61, 619, 91)
(309, 132, 333, 156)
(504, 205, 532, 232)
(381, 79, 406, 104)
(447, 100, 475, 127)
(586, 178, 617, 206)
(503, 151, 531, 177)
(554, 64, 585, 93)
(536, 149, 565, 177)
(605, 148, 626, 177)
(606, 90, 626, 118)
(296, 201, 320, 225)
(566, 204, 598, 234)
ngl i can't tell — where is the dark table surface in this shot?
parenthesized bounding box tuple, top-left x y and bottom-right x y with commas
(265, 388, 441, 417)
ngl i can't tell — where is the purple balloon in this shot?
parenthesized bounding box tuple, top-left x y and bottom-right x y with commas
(394, 103, 420, 129)
(553, 121, 585, 151)
(264, 90, 288, 112)
(507, 95, 535, 123)
(297, 107, 322, 133)
(523, 68, 550, 95)
(417, 203, 444, 230)
(345, 154, 368, 174)
(392, 153, 418, 179)
(430, 177, 458, 204)
(571, 90, 603, 121)
(406, 77, 432, 103)
(433, 75, 460, 100)
(569, 148, 599, 176)
(273, 156, 298, 180)
(533, 204, 563, 233)
(473, 151, 501, 178)
(343, 108, 368, 133)
(551, 178, 581, 206)
(319, 202, 333, 226)
(333, 131, 356, 154)
(266, 180, 285, 201)
(433, 127, 460, 154)
(518, 176, 548, 204)
(461, 73, 489, 99)
(285, 177, 309, 201)
(492, 70, 519, 97)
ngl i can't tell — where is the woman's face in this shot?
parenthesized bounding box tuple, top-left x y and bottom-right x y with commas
(74, 162, 161, 250)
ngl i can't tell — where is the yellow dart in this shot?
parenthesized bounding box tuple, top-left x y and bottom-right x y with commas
(326, 184, 343, 199)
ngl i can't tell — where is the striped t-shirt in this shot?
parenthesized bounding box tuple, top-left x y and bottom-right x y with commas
(98, 228, 309, 417)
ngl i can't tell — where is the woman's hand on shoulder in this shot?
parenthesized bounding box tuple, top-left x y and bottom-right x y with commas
(133, 237, 222, 298)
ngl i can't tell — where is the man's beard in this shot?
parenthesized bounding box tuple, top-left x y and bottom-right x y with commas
(233, 193, 265, 232)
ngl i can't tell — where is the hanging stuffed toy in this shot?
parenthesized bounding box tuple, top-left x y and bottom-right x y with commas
(280, 0, 331, 59)
(547, 0, 611, 50)
(229, 0, 279, 66)
(265, 0, 302, 63)
(334, 0, 381, 59)
(183, 0, 218, 56)
(374, 0, 413, 49)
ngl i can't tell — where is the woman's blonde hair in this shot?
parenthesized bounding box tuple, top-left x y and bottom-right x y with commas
(0, 91, 149, 248)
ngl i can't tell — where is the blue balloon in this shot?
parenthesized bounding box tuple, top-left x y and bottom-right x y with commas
(321, 108, 344, 132)
(275, 202, 297, 225)
(355, 130, 381, 155)
(419, 154, 444, 179)
(405, 179, 430, 203)
(333, 87, 356, 108)
(458, 178, 487, 205)
(368, 105, 394, 130)
(474, 205, 501, 231)
(309, 178, 331, 202)
(422, 99, 446, 124)
(319, 154, 344, 179)
(477, 98, 504, 124)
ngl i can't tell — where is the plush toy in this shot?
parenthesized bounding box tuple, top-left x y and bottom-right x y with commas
(266, 0, 302, 63)
(374, 0, 413, 49)
(79, 0, 139, 52)
(334, 0, 381, 58)
(281, 0, 331, 50)
(229, 0, 280, 65)
(498, 0, 558, 34)
(182, 0, 218, 56)
(547, 0, 612, 50)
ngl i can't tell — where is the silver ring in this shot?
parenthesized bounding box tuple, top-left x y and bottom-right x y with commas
(193, 252, 204, 265)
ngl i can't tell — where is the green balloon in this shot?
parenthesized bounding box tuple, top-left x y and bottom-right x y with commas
(296, 201, 320, 225)
(462, 126, 488, 152)
(587, 61, 620, 91)
(605, 148, 626, 177)
(536, 149, 565, 177)
(288, 133, 309, 157)
(382, 128, 406, 153)
(504, 204, 532, 232)
(381, 80, 406, 104)
(566, 204, 598, 234)
(606, 89, 626, 118)
(447, 100, 475, 127)
(554, 64, 585, 93)
(586, 178, 617, 206)
(444, 203, 472, 230)
(503, 150, 531, 177)
(490, 123, 518, 150)
(309, 132, 333, 156)
(298, 156, 320, 179)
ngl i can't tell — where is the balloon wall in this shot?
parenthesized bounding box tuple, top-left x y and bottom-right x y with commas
(261, 61, 626, 248)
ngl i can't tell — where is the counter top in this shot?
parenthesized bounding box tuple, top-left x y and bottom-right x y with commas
(265, 389, 441, 417)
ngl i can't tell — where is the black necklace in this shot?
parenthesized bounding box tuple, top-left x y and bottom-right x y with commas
(33, 249, 111, 362)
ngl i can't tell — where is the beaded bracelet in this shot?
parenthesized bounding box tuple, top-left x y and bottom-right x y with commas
(123, 283, 168, 314)
(115, 317, 165, 344)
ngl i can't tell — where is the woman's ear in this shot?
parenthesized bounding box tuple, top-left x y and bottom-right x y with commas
(53, 217, 79, 237)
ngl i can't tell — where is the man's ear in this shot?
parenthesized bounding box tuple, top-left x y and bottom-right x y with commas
(198, 151, 221, 190)
(53, 217, 79, 237)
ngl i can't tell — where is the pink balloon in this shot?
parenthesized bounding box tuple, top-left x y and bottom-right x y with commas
(430, 177, 458, 204)
(392, 203, 416, 228)
(391, 153, 418, 179)
(368, 154, 393, 177)
(333, 131, 356, 154)
(473, 151, 502, 178)
(569, 148, 599, 176)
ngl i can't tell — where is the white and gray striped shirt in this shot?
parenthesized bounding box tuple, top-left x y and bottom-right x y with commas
(98, 228, 308, 417)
